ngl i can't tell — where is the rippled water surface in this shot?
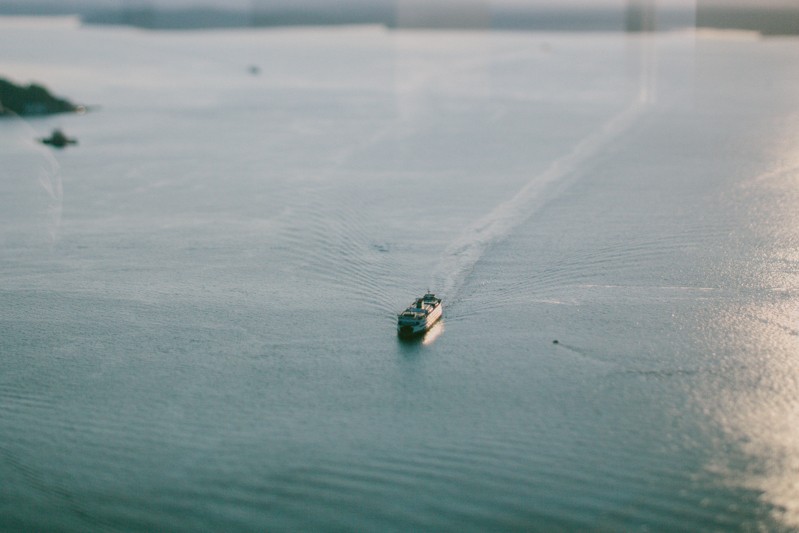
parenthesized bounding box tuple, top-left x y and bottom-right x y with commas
(2, 18, 799, 531)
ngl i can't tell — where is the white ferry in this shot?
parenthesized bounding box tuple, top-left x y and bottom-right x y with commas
(397, 293, 443, 337)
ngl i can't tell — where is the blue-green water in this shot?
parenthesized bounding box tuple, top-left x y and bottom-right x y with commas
(2, 19, 799, 531)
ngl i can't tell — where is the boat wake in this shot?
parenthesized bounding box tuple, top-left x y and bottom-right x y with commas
(429, 30, 663, 307)
(1, 114, 63, 246)
(278, 185, 398, 316)
(431, 100, 647, 304)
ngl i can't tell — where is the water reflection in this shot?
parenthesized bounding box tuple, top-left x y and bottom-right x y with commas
(422, 320, 445, 345)
(397, 320, 445, 352)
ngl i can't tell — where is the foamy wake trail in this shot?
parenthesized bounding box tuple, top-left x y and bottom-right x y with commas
(4, 114, 63, 244)
(431, 101, 646, 300)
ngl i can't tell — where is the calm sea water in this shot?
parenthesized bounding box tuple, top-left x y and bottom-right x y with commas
(2, 18, 799, 531)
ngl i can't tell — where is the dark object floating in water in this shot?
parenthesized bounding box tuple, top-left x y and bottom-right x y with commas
(40, 129, 78, 148)
(0, 77, 85, 116)
(552, 339, 559, 344)
(397, 293, 443, 337)
(248, 65, 261, 75)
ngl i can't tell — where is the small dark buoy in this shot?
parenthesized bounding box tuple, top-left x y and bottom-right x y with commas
(552, 339, 559, 344)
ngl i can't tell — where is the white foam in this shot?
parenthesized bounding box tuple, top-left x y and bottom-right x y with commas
(431, 100, 646, 299)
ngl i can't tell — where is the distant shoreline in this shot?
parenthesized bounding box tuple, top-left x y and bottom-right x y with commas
(0, 4, 798, 35)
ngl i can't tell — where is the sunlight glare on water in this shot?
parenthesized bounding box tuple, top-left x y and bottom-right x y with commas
(689, 108, 799, 526)
(717, 157, 799, 527)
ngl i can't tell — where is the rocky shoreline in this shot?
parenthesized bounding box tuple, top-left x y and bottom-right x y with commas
(0, 77, 83, 116)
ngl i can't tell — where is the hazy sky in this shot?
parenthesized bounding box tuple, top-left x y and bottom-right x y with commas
(5, 0, 796, 10)
(127, 0, 798, 6)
